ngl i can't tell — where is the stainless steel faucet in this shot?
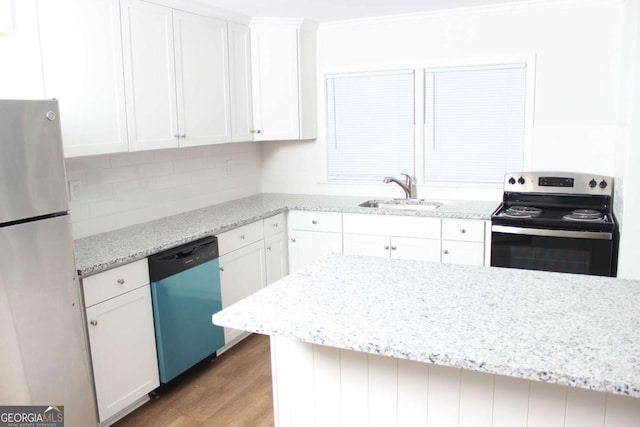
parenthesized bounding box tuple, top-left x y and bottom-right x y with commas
(383, 173, 418, 199)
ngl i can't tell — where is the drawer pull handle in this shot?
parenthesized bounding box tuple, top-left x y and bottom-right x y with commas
(391, 246, 397, 250)
(240, 234, 246, 240)
(443, 250, 449, 254)
(90, 320, 98, 326)
(116, 278, 125, 285)
(460, 229, 467, 234)
(384, 245, 390, 250)
(273, 223, 279, 227)
(312, 220, 317, 225)
(266, 246, 272, 250)
(291, 238, 296, 243)
(220, 267, 224, 272)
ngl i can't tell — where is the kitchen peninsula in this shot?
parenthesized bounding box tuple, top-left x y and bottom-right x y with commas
(212, 254, 640, 427)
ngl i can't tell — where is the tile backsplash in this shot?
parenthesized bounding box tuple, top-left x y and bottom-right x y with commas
(65, 142, 261, 239)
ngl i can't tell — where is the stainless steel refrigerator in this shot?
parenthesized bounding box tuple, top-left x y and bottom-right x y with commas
(0, 100, 98, 425)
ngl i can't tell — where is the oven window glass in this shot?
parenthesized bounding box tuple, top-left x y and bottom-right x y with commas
(491, 232, 614, 276)
(510, 247, 590, 274)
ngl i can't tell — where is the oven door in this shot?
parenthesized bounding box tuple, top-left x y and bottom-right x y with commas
(490, 225, 615, 276)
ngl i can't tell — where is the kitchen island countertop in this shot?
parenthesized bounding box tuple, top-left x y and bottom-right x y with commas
(212, 254, 640, 398)
(74, 193, 498, 276)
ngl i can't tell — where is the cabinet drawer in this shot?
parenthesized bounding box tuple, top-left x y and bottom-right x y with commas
(83, 259, 150, 307)
(264, 213, 286, 237)
(343, 214, 441, 239)
(288, 210, 342, 232)
(442, 219, 485, 242)
(218, 221, 265, 256)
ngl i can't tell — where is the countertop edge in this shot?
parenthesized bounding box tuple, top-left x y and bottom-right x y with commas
(212, 319, 640, 398)
(75, 194, 498, 277)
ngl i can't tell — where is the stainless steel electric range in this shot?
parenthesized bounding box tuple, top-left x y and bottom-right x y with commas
(490, 172, 619, 277)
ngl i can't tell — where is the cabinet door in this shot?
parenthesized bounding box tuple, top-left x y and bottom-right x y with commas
(441, 240, 485, 266)
(265, 232, 288, 285)
(86, 285, 159, 422)
(343, 233, 390, 258)
(0, 0, 44, 100)
(250, 24, 300, 141)
(220, 240, 267, 343)
(228, 22, 254, 142)
(38, 0, 128, 157)
(297, 27, 317, 140)
(174, 11, 231, 147)
(288, 230, 342, 273)
(391, 236, 441, 262)
(121, 0, 178, 151)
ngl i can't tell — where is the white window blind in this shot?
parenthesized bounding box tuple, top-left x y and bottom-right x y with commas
(327, 70, 414, 181)
(424, 64, 526, 183)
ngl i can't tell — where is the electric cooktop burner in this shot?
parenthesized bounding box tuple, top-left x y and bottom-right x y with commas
(562, 209, 605, 222)
(502, 206, 542, 218)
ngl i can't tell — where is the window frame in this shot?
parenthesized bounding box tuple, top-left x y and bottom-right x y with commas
(325, 69, 416, 182)
(322, 55, 536, 186)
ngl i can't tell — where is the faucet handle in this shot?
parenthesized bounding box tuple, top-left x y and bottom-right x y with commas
(401, 173, 418, 199)
(400, 173, 413, 186)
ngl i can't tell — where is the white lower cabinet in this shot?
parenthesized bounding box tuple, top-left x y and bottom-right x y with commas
(217, 214, 288, 349)
(264, 213, 288, 285)
(343, 234, 390, 258)
(441, 218, 486, 266)
(82, 259, 159, 424)
(343, 214, 442, 262)
(342, 214, 488, 266)
(343, 234, 441, 262)
(219, 240, 267, 344)
(265, 231, 288, 285)
(287, 211, 343, 272)
(288, 229, 343, 272)
(391, 236, 442, 261)
(441, 240, 485, 265)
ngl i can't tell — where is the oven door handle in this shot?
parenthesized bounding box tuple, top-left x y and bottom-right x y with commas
(491, 225, 613, 240)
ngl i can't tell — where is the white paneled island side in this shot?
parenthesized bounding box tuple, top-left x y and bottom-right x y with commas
(212, 254, 640, 427)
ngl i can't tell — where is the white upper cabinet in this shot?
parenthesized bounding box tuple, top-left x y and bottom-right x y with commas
(121, 0, 179, 151)
(38, 0, 128, 157)
(250, 19, 317, 141)
(173, 11, 231, 147)
(122, 1, 234, 151)
(228, 22, 254, 142)
(0, 0, 45, 100)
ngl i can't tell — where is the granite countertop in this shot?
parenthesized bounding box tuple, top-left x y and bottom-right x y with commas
(74, 193, 498, 276)
(212, 254, 640, 398)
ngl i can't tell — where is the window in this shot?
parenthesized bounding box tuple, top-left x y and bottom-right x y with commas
(327, 70, 414, 181)
(325, 62, 528, 184)
(424, 64, 527, 183)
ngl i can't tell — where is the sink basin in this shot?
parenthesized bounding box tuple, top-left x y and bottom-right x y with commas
(358, 199, 442, 211)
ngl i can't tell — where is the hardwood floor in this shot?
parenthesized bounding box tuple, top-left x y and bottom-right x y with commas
(115, 334, 274, 427)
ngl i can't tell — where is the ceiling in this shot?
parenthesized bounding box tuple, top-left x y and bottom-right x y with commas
(197, 0, 534, 23)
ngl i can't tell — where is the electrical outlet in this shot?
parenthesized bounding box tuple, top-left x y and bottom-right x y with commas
(226, 159, 234, 176)
(68, 180, 81, 202)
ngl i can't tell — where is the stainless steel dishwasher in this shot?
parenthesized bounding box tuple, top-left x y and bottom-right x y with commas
(148, 236, 224, 384)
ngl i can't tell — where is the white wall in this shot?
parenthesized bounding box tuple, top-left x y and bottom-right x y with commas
(261, 0, 625, 200)
(65, 142, 261, 238)
(615, 0, 640, 279)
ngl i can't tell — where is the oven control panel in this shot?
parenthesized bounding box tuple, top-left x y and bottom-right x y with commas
(503, 172, 613, 196)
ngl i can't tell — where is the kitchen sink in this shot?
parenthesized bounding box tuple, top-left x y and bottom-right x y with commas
(358, 199, 443, 211)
